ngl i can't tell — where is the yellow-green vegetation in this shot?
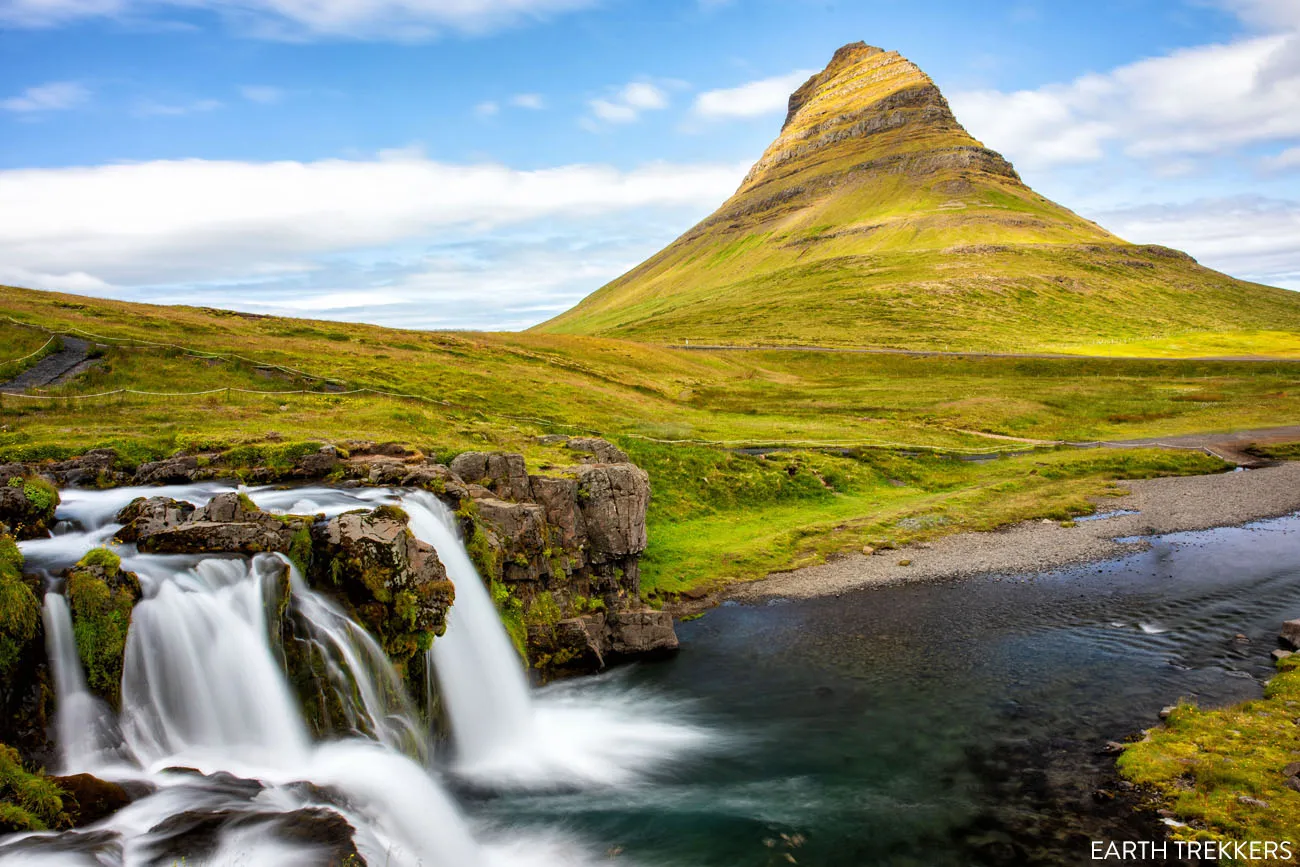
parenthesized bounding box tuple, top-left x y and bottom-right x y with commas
(0, 284, 1295, 596)
(633, 442, 1225, 595)
(0, 323, 58, 382)
(490, 580, 528, 659)
(1067, 331, 1300, 360)
(1118, 656, 1300, 852)
(0, 744, 66, 833)
(0, 535, 39, 680)
(65, 548, 135, 708)
(536, 44, 1300, 353)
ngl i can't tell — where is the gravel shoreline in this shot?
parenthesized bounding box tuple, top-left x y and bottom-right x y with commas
(731, 462, 1300, 600)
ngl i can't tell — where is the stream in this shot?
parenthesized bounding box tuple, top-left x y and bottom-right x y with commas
(4, 484, 1299, 865)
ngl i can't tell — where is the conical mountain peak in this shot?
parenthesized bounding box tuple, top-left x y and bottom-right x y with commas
(535, 43, 1300, 352)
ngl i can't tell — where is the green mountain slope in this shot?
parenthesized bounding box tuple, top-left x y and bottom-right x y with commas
(535, 42, 1300, 352)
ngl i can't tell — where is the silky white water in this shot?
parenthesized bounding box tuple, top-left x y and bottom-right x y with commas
(404, 490, 713, 788)
(3, 484, 715, 865)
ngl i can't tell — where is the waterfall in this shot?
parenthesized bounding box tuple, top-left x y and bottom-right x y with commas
(120, 555, 313, 772)
(281, 559, 430, 760)
(5, 483, 711, 866)
(401, 491, 534, 771)
(403, 490, 715, 789)
(41, 593, 119, 774)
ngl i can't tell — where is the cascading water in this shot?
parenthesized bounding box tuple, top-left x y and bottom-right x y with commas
(42, 593, 120, 773)
(403, 491, 534, 768)
(3, 484, 716, 866)
(403, 491, 714, 788)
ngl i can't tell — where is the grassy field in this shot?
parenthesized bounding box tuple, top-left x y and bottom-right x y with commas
(2, 283, 1298, 596)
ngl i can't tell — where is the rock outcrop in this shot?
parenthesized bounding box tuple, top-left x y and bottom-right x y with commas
(14, 435, 672, 681)
(0, 473, 59, 540)
(307, 505, 455, 665)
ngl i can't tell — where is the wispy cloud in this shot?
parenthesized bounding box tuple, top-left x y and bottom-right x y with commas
(474, 100, 500, 118)
(585, 81, 669, 126)
(1, 81, 90, 113)
(240, 84, 285, 104)
(133, 97, 222, 117)
(691, 69, 813, 120)
(510, 92, 545, 110)
(0, 0, 598, 40)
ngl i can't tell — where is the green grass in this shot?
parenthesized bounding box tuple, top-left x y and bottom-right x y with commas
(633, 442, 1224, 595)
(0, 743, 65, 833)
(0, 283, 1294, 595)
(1118, 656, 1300, 854)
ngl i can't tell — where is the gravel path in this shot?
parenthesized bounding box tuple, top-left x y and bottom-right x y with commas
(0, 337, 92, 392)
(732, 462, 1300, 600)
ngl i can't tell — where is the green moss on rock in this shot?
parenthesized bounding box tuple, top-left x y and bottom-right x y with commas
(0, 536, 39, 679)
(0, 743, 67, 833)
(65, 549, 139, 708)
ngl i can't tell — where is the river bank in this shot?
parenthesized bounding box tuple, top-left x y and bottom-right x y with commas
(734, 461, 1300, 600)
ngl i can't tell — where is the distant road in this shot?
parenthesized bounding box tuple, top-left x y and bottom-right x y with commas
(668, 344, 1300, 363)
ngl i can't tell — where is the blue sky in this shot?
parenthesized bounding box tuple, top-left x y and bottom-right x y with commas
(1, 0, 1298, 329)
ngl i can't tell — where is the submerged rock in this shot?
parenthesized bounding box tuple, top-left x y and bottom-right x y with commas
(50, 773, 133, 827)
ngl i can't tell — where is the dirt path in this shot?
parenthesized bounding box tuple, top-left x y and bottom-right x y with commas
(672, 344, 1300, 363)
(0, 337, 93, 392)
(731, 461, 1300, 600)
(1101, 425, 1300, 466)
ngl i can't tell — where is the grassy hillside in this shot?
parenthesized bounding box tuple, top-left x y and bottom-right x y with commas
(3, 284, 1298, 594)
(536, 43, 1300, 352)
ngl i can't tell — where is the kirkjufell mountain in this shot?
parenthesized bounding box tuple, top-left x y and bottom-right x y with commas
(537, 42, 1300, 351)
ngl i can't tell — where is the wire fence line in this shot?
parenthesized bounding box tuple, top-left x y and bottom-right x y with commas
(0, 336, 57, 368)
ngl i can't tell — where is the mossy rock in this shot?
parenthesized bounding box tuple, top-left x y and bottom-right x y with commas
(0, 477, 60, 540)
(0, 535, 39, 681)
(65, 548, 140, 709)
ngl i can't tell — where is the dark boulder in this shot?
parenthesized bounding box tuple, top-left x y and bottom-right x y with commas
(132, 456, 200, 486)
(50, 773, 133, 827)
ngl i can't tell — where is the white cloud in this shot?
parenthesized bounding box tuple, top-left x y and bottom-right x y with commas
(240, 85, 285, 104)
(1220, 0, 1300, 31)
(474, 100, 500, 118)
(585, 81, 668, 126)
(950, 33, 1300, 168)
(510, 92, 545, 110)
(1262, 145, 1300, 172)
(0, 153, 748, 326)
(691, 69, 814, 120)
(1, 81, 89, 112)
(1098, 195, 1300, 290)
(133, 97, 222, 116)
(0, 0, 597, 40)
